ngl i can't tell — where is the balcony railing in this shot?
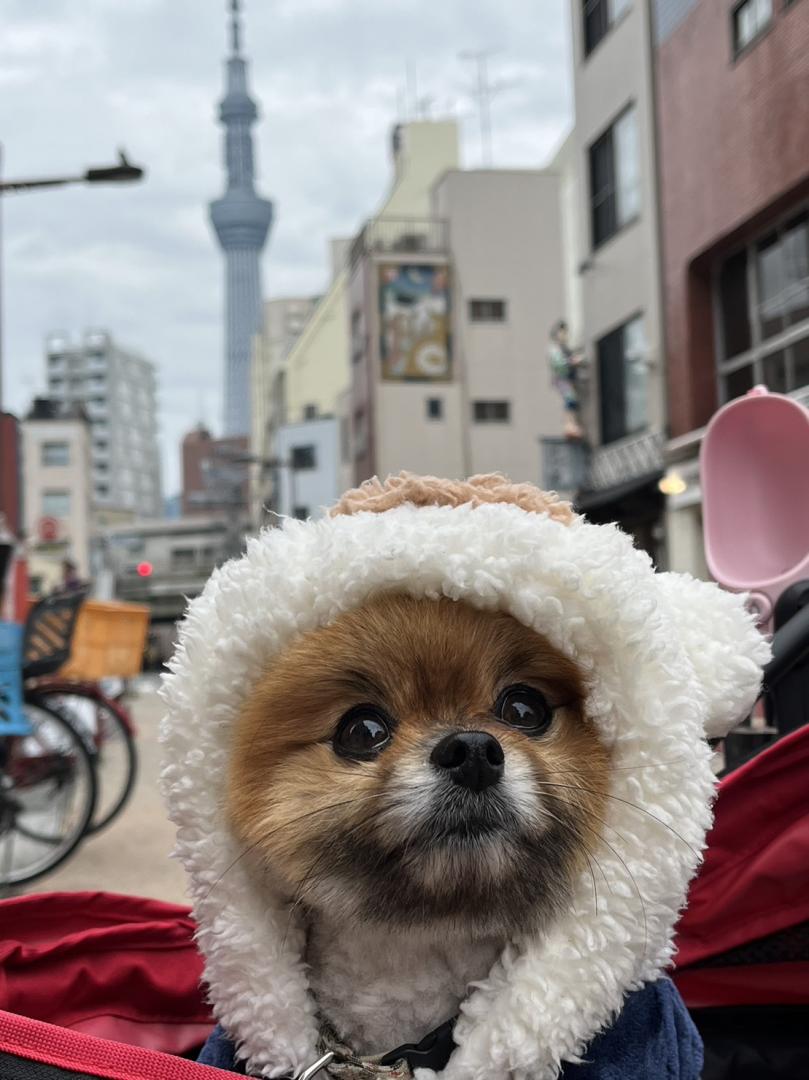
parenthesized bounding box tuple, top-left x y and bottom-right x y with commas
(349, 216, 449, 269)
(541, 429, 665, 496)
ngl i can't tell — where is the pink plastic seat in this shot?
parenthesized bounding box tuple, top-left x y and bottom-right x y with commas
(701, 387, 809, 626)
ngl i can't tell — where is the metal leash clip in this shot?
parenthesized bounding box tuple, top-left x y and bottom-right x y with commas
(293, 1051, 336, 1080)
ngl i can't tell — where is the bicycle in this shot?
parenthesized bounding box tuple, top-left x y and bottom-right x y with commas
(22, 592, 139, 835)
(26, 679, 137, 834)
(1, 622, 97, 889)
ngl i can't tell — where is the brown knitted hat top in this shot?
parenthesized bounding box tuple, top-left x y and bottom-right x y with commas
(330, 472, 576, 526)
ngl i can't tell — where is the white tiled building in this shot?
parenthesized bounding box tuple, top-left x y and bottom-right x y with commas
(44, 330, 162, 522)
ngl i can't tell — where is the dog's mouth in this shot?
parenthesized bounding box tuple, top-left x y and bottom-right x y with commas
(416, 790, 522, 845)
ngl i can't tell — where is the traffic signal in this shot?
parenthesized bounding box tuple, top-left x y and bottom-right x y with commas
(136, 562, 153, 578)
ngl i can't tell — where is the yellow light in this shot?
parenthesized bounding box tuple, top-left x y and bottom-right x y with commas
(658, 471, 687, 497)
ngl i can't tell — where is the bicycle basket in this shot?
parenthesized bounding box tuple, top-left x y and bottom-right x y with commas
(0, 621, 29, 736)
(23, 591, 86, 680)
(58, 600, 150, 681)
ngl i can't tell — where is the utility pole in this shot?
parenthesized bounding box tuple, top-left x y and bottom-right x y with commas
(459, 50, 497, 167)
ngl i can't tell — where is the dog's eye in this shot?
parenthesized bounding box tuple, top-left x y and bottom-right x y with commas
(494, 685, 553, 735)
(333, 707, 392, 760)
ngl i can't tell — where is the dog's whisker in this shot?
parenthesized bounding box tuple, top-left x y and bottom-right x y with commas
(593, 829, 649, 961)
(549, 758, 687, 773)
(538, 779, 699, 859)
(203, 791, 390, 901)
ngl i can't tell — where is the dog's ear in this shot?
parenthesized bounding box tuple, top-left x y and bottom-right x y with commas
(655, 573, 771, 740)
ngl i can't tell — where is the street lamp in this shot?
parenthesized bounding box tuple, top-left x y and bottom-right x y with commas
(0, 149, 145, 194)
(0, 146, 146, 410)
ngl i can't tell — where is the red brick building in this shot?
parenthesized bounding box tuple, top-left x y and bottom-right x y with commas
(0, 413, 21, 535)
(653, 0, 809, 574)
(181, 425, 249, 518)
(655, 0, 809, 437)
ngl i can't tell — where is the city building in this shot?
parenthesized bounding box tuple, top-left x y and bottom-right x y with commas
(21, 397, 92, 592)
(348, 164, 567, 484)
(653, 0, 809, 575)
(94, 516, 232, 663)
(273, 416, 341, 520)
(209, 0, 273, 436)
(250, 296, 320, 523)
(181, 424, 249, 519)
(44, 330, 162, 523)
(250, 121, 460, 524)
(555, 0, 667, 562)
(0, 412, 21, 536)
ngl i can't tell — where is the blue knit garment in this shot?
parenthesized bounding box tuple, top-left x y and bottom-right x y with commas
(198, 978, 702, 1079)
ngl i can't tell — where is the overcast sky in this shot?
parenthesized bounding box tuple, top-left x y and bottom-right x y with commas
(1, 0, 572, 495)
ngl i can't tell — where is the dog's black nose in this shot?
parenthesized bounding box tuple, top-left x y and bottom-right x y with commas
(430, 731, 504, 792)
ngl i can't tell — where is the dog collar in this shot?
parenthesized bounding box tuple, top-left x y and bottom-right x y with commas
(291, 1017, 457, 1079)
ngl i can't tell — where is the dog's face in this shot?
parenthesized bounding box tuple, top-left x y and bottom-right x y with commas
(228, 594, 610, 936)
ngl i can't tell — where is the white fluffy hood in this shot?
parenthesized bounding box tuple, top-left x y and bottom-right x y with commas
(160, 502, 769, 1079)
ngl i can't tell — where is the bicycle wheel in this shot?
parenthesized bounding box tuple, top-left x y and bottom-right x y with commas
(0, 699, 96, 888)
(28, 686, 137, 834)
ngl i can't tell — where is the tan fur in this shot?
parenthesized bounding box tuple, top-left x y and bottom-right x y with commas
(227, 594, 609, 902)
(329, 471, 577, 525)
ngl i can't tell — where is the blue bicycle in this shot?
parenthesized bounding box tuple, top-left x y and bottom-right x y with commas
(0, 620, 96, 889)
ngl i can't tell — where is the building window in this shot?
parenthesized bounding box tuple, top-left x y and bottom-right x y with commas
(42, 490, 71, 518)
(718, 250, 752, 358)
(473, 400, 511, 423)
(351, 310, 364, 365)
(583, 0, 631, 58)
(354, 409, 367, 458)
(303, 404, 318, 420)
(716, 208, 809, 401)
(589, 105, 640, 249)
(756, 212, 809, 338)
(291, 444, 316, 470)
(171, 548, 196, 571)
(41, 441, 70, 467)
(426, 397, 444, 420)
(597, 315, 648, 445)
(96, 484, 110, 499)
(293, 506, 309, 520)
(469, 299, 506, 322)
(732, 0, 772, 56)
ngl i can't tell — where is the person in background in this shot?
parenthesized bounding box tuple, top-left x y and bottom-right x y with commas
(548, 320, 584, 440)
(60, 558, 84, 593)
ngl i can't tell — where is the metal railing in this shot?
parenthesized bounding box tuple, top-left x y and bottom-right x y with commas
(540, 428, 665, 495)
(349, 216, 449, 269)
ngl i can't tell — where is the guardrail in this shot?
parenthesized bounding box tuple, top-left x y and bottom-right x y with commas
(349, 216, 449, 269)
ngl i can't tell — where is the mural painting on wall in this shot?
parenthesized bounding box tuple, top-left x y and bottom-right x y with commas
(379, 264, 451, 380)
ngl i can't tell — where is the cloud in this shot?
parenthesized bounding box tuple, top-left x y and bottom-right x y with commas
(0, 0, 572, 495)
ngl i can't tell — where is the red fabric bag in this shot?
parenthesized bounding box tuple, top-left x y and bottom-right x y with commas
(0, 891, 211, 1054)
(673, 725, 809, 1007)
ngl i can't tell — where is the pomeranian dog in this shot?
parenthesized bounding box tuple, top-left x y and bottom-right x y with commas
(164, 473, 768, 1080)
(227, 592, 611, 1052)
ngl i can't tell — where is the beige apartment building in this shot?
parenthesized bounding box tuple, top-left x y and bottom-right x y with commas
(348, 165, 567, 484)
(560, 0, 667, 562)
(250, 120, 461, 523)
(21, 398, 93, 591)
(250, 296, 320, 523)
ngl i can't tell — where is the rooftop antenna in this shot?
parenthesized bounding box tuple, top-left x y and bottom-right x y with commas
(459, 49, 501, 166)
(406, 61, 418, 120)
